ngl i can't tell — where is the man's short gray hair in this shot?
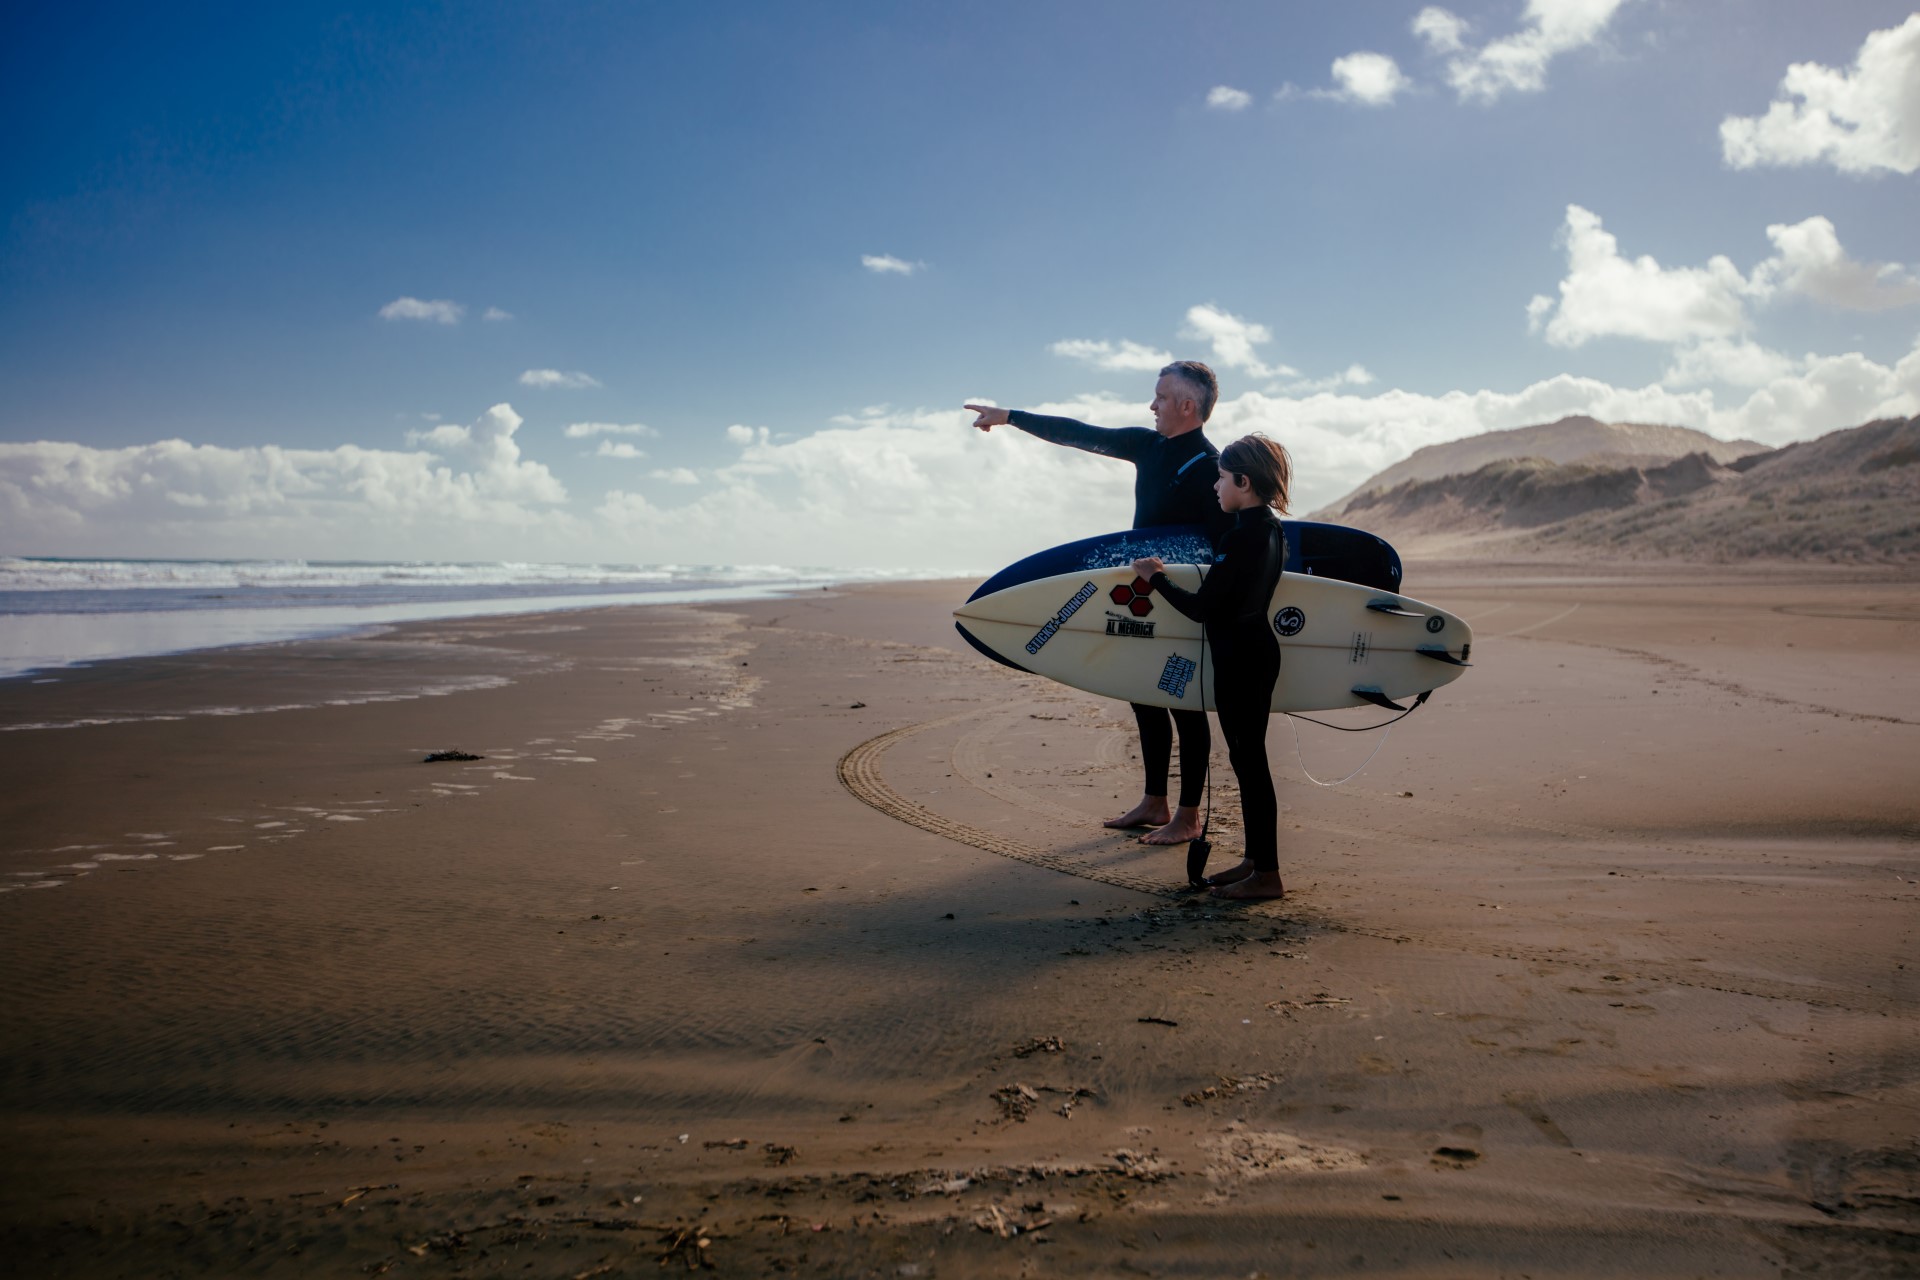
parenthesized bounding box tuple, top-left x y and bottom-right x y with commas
(1159, 360, 1219, 422)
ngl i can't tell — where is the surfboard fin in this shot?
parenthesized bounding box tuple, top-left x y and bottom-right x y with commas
(1351, 686, 1409, 712)
(1416, 645, 1471, 667)
(1365, 599, 1424, 617)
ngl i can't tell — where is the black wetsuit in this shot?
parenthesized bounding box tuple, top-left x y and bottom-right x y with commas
(1150, 507, 1287, 872)
(1007, 411, 1230, 809)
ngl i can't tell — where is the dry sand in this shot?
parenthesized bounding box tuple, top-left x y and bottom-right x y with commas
(1, 562, 1916, 1277)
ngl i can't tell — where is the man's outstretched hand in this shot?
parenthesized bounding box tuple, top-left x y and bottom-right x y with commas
(964, 404, 1010, 432)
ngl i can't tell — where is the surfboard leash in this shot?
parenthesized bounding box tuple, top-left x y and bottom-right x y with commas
(1283, 689, 1429, 787)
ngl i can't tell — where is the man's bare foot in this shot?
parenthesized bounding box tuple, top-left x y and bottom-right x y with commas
(1210, 870, 1285, 901)
(1203, 859, 1256, 888)
(1104, 796, 1170, 830)
(1139, 805, 1204, 845)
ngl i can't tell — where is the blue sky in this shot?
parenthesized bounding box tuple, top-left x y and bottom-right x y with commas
(3, 1, 1917, 569)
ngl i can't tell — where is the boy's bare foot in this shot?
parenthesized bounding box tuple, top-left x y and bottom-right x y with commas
(1140, 805, 1204, 845)
(1210, 870, 1285, 901)
(1104, 796, 1170, 829)
(1203, 859, 1256, 887)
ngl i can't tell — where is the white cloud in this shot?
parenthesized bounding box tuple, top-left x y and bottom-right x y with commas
(518, 369, 602, 390)
(594, 441, 648, 460)
(1182, 303, 1297, 379)
(2, 405, 573, 560)
(650, 467, 701, 485)
(1531, 205, 1757, 348)
(591, 337, 1919, 568)
(1049, 338, 1175, 372)
(1662, 338, 1800, 389)
(861, 254, 922, 276)
(1280, 364, 1377, 394)
(1327, 52, 1411, 106)
(1206, 85, 1253, 111)
(1430, 0, 1630, 104)
(1412, 6, 1468, 55)
(482, 306, 513, 322)
(1532, 206, 1920, 356)
(403, 403, 567, 503)
(379, 296, 464, 325)
(1752, 215, 1920, 311)
(1720, 14, 1920, 176)
(563, 421, 659, 439)
(8, 341, 1916, 568)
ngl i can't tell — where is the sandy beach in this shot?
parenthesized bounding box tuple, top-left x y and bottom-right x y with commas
(2, 562, 1916, 1277)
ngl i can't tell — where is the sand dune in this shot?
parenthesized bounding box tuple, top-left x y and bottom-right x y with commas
(1331, 416, 1920, 564)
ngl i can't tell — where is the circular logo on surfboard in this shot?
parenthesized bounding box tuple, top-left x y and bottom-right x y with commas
(1426, 615, 1445, 633)
(1273, 606, 1306, 636)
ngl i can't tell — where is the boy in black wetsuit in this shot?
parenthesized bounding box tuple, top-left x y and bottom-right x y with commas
(1132, 433, 1294, 901)
(965, 361, 1232, 846)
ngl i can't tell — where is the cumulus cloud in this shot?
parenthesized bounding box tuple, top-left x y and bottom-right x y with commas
(1206, 85, 1253, 111)
(650, 467, 700, 485)
(482, 306, 513, 322)
(1050, 338, 1175, 372)
(1412, 6, 1468, 55)
(3, 404, 573, 560)
(403, 404, 567, 503)
(8, 342, 1917, 568)
(1326, 52, 1411, 106)
(1531, 206, 1920, 356)
(1425, 0, 1630, 104)
(1752, 215, 1920, 311)
(519, 369, 602, 390)
(563, 421, 659, 439)
(1530, 205, 1755, 348)
(1662, 339, 1799, 389)
(594, 441, 647, 460)
(725, 424, 769, 447)
(590, 337, 1919, 569)
(1721, 14, 1920, 176)
(1182, 303, 1298, 379)
(379, 296, 464, 324)
(861, 254, 922, 276)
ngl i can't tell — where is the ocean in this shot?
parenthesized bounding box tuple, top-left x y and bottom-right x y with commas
(0, 556, 923, 680)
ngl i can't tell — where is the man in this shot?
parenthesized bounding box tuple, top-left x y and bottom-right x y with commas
(965, 360, 1231, 846)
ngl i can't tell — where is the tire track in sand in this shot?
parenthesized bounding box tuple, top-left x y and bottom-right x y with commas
(837, 705, 1180, 898)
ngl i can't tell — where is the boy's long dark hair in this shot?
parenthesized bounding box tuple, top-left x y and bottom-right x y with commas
(1220, 433, 1293, 513)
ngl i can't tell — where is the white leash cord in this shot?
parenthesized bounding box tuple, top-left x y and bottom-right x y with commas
(1286, 714, 1393, 787)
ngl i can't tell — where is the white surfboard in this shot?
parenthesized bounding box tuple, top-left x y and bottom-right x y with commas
(953, 566, 1472, 713)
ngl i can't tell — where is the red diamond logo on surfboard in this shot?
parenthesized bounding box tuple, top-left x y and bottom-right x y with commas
(1110, 578, 1154, 617)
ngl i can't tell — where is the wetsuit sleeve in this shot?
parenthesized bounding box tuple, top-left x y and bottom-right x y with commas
(1006, 411, 1155, 462)
(1149, 526, 1257, 627)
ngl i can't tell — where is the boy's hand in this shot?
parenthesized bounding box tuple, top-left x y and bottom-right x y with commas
(1131, 556, 1165, 581)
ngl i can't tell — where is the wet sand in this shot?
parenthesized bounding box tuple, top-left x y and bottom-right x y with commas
(1, 563, 1916, 1277)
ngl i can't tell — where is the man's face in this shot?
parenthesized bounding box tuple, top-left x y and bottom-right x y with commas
(1150, 374, 1192, 436)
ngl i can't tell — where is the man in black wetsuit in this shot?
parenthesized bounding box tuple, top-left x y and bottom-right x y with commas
(965, 361, 1232, 846)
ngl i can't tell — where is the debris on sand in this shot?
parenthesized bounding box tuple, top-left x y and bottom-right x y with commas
(1137, 1016, 1179, 1027)
(423, 750, 484, 763)
(991, 1082, 1098, 1122)
(763, 1143, 798, 1166)
(992, 1083, 1040, 1122)
(1181, 1072, 1281, 1106)
(972, 1203, 1052, 1238)
(1011, 1035, 1065, 1058)
(702, 1138, 750, 1150)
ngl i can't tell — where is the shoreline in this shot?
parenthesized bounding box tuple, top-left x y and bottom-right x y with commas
(1, 567, 1915, 1275)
